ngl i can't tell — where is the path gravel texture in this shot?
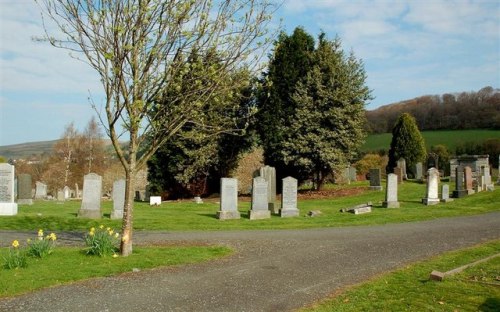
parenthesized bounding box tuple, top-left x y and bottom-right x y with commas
(1, 212, 499, 312)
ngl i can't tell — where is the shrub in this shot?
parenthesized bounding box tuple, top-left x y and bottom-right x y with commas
(84, 225, 120, 257)
(2, 240, 28, 269)
(355, 154, 388, 176)
(27, 229, 57, 258)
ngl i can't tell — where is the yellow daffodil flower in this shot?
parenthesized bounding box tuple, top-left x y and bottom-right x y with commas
(12, 240, 19, 248)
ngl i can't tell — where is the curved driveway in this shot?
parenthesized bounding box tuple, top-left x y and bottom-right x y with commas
(1, 212, 500, 312)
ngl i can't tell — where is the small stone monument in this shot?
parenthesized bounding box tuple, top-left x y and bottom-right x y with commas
(393, 167, 403, 184)
(35, 181, 47, 199)
(422, 168, 440, 205)
(63, 186, 71, 200)
(57, 189, 65, 201)
(397, 158, 407, 180)
(452, 166, 467, 198)
(149, 196, 161, 206)
(0, 163, 18, 215)
(249, 177, 271, 220)
(259, 165, 277, 214)
(369, 168, 383, 191)
(111, 179, 125, 219)
(441, 184, 453, 203)
(217, 178, 240, 220)
(482, 166, 494, 190)
(78, 173, 102, 219)
(383, 173, 399, 208)
(415, 162, 423, 181)
(464, 166, 474, 195)
(17, 174, 33, 205)
(280, 177, 299, 218)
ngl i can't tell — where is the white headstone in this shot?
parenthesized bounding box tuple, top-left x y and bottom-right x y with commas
(35, 181, 47, 199)
(217, 178, 240, 220)
(383, 173, 399, 208)
(111, 179, 125, 219)
(259, 166, 277, 213)
(440, 184, 453, 203)
(63, 186, 71, 200)
(150, 196, 162, 206)
(422, 168, 440, 205)
(249, 177, 271, 220)
(0, 163, 18, 215)
(280, 176, 299, 218)
(78, 173, 102, 219)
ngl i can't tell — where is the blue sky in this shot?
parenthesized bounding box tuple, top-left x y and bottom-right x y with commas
(1, 0, 499, 146)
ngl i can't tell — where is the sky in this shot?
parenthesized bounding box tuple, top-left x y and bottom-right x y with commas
(0, 0, 499, 146)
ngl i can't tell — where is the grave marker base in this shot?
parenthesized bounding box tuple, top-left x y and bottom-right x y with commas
(0, 203, 18, 216)
(249, 210, 271, 220)
(280, 209, 299, 218)
(217, 211, 241, 220)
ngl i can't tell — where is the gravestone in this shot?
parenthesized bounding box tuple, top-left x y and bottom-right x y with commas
(217, 178, 240, 220)
(397, 158, 407, 180)
(249, 177, 271, 220)
(0, 163, 18, 215)
(63, 186, 71, 200)
(393, 167, 403, 184)
(135, 190, 143, 201)
(78, 173, 102, 219)
(259, 166, 277, 214)
(464, 166, 474, 195)
(57, 189, 65, 201)
(482, 166, 493, 190)
(383, 173, 399, 208)
(415, 162, 423, 181)
(452, 166, 467, 198)
(111, 179, 125, 219)
(349, 166, 357, 182)
(422, 168, 440, 205)
(35, 181, 47, 199)
(441, 184, 453, 202)
(341, 202, 372, 215)
(280, 176, 299, 218)
(17, 174, 33, 205)
(150, 196, 161, 206)
(369, 168, 383, 191)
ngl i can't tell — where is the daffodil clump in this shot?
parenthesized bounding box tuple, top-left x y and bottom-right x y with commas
(84, 225, 120, 257)
(27, 229, 57, 258)
(2, 239, 28, 269)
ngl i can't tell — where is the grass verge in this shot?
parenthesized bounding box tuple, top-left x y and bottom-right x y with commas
(301, 240, 500, 312)
(0, 245, 231, 298)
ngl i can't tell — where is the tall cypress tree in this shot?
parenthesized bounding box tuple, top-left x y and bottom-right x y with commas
(387, 113, 427, 175)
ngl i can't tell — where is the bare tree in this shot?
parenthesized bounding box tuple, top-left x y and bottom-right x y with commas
(36, 0, 278, 255)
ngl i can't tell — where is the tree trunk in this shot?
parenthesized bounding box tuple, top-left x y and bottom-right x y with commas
(120, 136, 137, 257)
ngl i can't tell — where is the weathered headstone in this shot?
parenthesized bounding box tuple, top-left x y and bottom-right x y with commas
(57, 189, 65, 201)
(63, 186, 71, 200)
(393, 167, 403, 184)
(415, 162, 423, 181)
(111, 179, 125, 219)
(217, 178, 240, 220)
(78, 173, 102, 219)
(452, 166, 467, 198)
(483, 166, 493, 190)
(280, 176, 299, 218)
(464, 166, 474, 195)
(383, 173, 399, 208)
(340, 202, 373, 215)
(349, 166, 357, 182)
(17, 174, 33, 205)
(259, 166, 277, 214)
(422, 168, 440, 205)
(0, 163, 18, 215)
(441, 184, 453, 203)
(150, 196, 161, 206)
(35, 181, 47, 199)
(369, 168, 383, 191)
(397, 158, 407, 180)
(249, 177, 271, 220)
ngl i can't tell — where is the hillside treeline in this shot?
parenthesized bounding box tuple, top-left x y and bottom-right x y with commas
(366, 86, 500, 133)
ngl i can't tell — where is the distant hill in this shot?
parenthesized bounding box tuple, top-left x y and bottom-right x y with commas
(0, 140, 59, 159)
(366, 86, 500, 133)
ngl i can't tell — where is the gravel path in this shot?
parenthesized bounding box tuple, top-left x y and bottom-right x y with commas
(1, 212, 499, 312)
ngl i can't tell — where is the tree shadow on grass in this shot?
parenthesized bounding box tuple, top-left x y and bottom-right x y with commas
(479, 297, 500, 312)
(197, 213, 218, 220)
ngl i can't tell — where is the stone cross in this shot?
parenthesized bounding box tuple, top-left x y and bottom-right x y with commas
(78, 173, 102, 219)
(0, 163, 18, 215)
(422, 168, 440, 205)
(383, 173, 399, 208)
(280, 177, 299, 218)
(249, 177, 271, 220)
(17, 173, 33, 205)
(217, 178, 240, 220)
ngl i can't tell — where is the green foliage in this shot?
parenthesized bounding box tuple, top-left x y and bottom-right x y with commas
(430, 144, 451, 175)
(27, 229, 57, 258)
(258, 29, 372, 189)
(456, 138, 500, 168)
(387, 113, 427, 174)
(354, 154, 388, 175)
(2, 240, 27, 270)
(84, 226, 120, 257)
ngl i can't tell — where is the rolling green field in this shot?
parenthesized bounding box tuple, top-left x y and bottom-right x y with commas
(362, 129, 500, 152)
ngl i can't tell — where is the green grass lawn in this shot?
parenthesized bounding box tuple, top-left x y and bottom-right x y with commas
(301, 240, 500, 312)
(1, 181, 499, 232)
(0, 245, 231, 298)
(362, 129, 500, 152)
